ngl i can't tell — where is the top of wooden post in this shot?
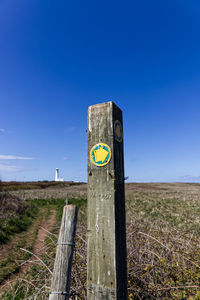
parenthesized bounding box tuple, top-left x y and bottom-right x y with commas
(88, 101, 122, 112)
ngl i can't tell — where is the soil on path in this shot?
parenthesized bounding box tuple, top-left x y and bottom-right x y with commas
(0, 209, 57, 296)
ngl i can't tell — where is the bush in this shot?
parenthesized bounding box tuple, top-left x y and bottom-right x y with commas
(0, 195, 38, 244)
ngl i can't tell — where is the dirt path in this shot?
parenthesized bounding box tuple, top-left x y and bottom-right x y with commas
(0, 209, 57, 296)
(20, 209, 56, 274)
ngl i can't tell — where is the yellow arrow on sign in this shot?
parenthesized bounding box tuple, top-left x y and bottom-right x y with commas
(94, 147, 109, 162)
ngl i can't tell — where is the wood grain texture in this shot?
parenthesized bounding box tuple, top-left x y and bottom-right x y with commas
(49, 205, 78, 300)
(87, 102, 127, 299)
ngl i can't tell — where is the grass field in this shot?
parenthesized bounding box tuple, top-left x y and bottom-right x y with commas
(0, 182, 200, 299)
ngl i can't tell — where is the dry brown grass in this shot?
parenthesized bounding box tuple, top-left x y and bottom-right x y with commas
(1, 182, 200, 299)
(0, 193, 25, 218)
(0, 181, 84, 192)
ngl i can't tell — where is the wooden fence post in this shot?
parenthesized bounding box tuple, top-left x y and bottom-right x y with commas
(87, 102, 127, 299)
(49, 204, 78, 300)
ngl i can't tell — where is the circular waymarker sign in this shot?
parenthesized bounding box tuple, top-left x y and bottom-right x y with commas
(90, 143, 111, 167)
(114, 120, 123, 142)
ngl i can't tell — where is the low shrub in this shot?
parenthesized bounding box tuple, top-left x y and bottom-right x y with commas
(0, 194, 38, 244)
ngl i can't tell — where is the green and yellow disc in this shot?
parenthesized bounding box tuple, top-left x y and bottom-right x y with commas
(90, 143, 111, 167)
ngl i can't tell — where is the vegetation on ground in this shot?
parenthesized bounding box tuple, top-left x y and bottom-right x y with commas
(0, 193, 38, 244)
(0, 182, 200, 299)
(0, 181, 84, 192)
(126, 184, 200, 299)
(0, 193, 67, 287)
(0, 196, 87, 299)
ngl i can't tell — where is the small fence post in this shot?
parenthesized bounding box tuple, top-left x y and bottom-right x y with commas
(49, 204, 78, 300)
(87, 101, 128, 299)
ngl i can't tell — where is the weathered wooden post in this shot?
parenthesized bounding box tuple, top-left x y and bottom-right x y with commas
(49, 204, 78, 300)
(87, 101, 127, 299)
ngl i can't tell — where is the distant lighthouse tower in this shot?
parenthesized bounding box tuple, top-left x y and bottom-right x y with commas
(55, 168, 59, 181)
(55, 168, 64, 182)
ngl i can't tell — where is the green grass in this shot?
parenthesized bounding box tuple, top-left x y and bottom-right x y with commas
(2, 182, 200, 299)
(0, 197, 86, 245)
(126, 187, 200, 299)
(0, 197, 87, 292)
(0, 200, 39, 244)
(126, 191, 200, 234)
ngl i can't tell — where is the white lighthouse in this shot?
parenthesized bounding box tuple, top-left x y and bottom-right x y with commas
(55, 168, 64, 182)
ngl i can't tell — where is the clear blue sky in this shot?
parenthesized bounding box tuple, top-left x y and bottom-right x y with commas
(0, 0, 200, 182)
